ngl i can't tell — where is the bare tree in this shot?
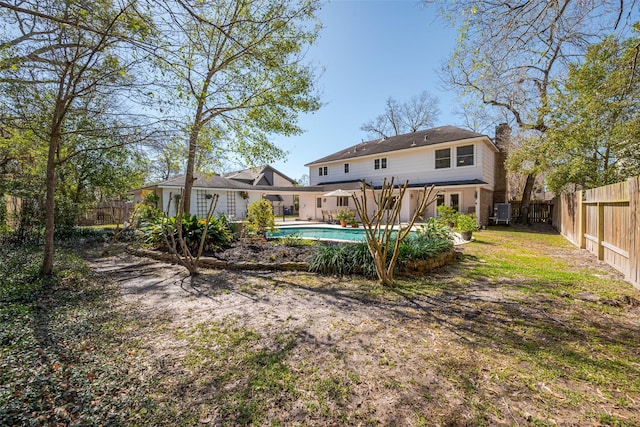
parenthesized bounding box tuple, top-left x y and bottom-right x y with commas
(425, 0, 639, 222)
(360, 90, 440, 139)
(352, 178, 437, 287)
(160, 192, 219, 275)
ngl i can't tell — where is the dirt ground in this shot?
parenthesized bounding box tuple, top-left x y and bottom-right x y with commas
(207, 237, 315, 263)
(87, 226, 640, 426)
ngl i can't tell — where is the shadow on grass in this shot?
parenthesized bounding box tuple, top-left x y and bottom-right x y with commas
(0, 246, 159, 426)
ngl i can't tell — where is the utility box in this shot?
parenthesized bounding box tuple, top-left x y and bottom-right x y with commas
(492, 203, 511, 225)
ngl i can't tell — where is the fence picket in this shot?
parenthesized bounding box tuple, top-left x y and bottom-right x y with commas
(553, 177, 639, 290)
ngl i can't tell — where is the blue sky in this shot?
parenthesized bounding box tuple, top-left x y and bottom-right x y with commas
(271, 0, 460, 182)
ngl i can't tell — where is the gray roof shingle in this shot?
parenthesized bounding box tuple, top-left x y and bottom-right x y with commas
(146, 173, 256, 190)
(305, 126, 492, 166)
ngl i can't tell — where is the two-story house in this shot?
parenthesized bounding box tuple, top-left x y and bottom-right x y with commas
(299, 125, 507, 225)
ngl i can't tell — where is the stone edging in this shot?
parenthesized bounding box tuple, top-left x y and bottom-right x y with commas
(400, 248, 457, 276)
(126, 247, 309, 271)
(127, 246, 456, 275)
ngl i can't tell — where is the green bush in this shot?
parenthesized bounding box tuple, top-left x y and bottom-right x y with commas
(335, 209, 356, 223)
(455, 213, 478, 233)
(55, 226, 113, 243)
(133, 192, 163, 226)
(436, 205, 460, 226)
(246, 199, 275, 236)
(142, 213, 232, 253)
(416, 217, 453, 241)
(308, 235, 452, 278)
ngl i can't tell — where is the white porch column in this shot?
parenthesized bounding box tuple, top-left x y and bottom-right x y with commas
(400, 191, 412, 222)
(475, 185, 481, 225)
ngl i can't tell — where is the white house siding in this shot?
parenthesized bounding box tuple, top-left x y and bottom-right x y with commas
(214, 191, 228, 218)
(310, 138, 489, 188)
(162, 188, 178, 216)
(298, 193, 317, 221)
(300, 187, 479, 223)
(481, 143, 496, 190)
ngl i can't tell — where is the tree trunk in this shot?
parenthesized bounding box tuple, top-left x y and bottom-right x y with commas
(41, 131, 59, 276)
(517, 173, 536, 225)
(42, 87, 67, 276)
(182, 119, 203, 215)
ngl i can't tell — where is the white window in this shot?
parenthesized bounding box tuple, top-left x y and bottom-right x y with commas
(436, 193, 461, 216)
(374, 158, 387, 170)
(449, 193, 460, 211)
(337, 196, 349, 207)
(435, 148, 451, 169)
(316, 197, 322, 208)
(456, 145, 474, 167)
(344, 163, 349, 173)
(318, 166, 328, 176)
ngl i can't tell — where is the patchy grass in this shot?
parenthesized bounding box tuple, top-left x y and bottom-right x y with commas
(2, 225, 640, 425)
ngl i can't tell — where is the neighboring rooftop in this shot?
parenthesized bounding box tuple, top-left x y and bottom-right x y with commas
(223, 165, 297, 186)
(143, 173, 256, 190)
(305, 125, 492, 166)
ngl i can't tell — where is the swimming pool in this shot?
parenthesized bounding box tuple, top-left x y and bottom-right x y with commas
(266, 226, 369, 242)
(266, 226, 411, 242)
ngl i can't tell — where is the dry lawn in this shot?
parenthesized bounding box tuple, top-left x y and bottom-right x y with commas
(2, 225, 639, 426)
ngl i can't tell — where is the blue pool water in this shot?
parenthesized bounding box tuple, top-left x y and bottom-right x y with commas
(266, 226, 369, 242)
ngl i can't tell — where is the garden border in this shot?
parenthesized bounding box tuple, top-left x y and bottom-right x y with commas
(126, 246, 457, 275)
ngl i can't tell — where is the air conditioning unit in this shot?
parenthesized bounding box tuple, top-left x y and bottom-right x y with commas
(493, 203, 511, 225)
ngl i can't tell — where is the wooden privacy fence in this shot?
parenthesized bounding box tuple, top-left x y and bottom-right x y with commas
(78, 201, 134, 226)
(552, 177, 640, 290)
(509, 200, 553, 223)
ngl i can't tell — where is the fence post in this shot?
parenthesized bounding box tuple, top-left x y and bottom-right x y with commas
(578, 190, 586, 249)
(629, 177, 640, 289)
(597, 201, 605, 260)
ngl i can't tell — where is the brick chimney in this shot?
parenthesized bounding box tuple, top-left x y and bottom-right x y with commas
(493, 123, 510, 205)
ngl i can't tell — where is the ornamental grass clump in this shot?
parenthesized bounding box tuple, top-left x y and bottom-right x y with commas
(307, 242, 377, 277)
(308, 235, 452, 278)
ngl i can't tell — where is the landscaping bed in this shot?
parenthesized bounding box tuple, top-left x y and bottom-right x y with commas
(130, 236, 456, 276)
